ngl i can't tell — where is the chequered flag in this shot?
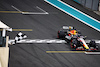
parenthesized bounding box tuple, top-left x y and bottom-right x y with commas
(12, 32, 27, 44)
(15, 32, 27, 41)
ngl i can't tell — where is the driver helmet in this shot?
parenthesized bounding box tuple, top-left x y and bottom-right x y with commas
(69, 26, 72, 30)
(73, 30, 78, 35)
(70, 30, 78, 35)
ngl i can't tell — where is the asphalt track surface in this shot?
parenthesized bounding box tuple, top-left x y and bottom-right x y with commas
(0, 0, 100, 67)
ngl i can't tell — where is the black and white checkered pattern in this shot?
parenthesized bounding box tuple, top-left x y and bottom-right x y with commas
(12, 32, 27, 44)
(15, 32, 27, 41)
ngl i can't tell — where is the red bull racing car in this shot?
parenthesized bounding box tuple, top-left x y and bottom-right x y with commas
(57, 26, 98, 51)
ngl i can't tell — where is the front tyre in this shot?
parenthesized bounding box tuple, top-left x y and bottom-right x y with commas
(89, 40, 96, 48)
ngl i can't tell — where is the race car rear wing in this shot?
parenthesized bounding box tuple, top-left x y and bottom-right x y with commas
(63, 26, 73, 29)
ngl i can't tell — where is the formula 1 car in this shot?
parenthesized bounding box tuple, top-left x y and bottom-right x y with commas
(57, 26, 98, 51)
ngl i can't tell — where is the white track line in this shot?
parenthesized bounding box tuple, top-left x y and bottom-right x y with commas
(22, 12, 49, 14)
(85, 40, 100, 43)
(11, 5, 22, 12)
(85, 52, 100, 55)
(11, 5, 48, 15)
(36, 6, 49, 14)
(8, 39, 100, 45)
(22, 6, 49, 14)
(8, 39, 66, 44)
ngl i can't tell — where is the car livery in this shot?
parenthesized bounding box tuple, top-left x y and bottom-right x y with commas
(57, 26, 98, 51)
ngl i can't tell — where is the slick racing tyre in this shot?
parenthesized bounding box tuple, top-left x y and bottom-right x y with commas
(89, 40, 96, 48)
(58, 31, 65, 39)
(71, 39, 81, 48)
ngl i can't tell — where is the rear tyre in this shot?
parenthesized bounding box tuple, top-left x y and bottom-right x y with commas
(57, 31, 65, 39)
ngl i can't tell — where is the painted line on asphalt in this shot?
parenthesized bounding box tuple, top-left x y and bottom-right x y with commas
(8, 39, 67, 45)
(0, 29, 33, 31)
(0, 11, 48, 14)
(0, 5, 49, 15)
(0, 11, 22, 13)
(11, 5, 22, 12)
(8, 39, 64, 44)
(85, 52, 100, 55)
(22, 12, 49, 14)
(46, 51, 100, 55)
(12, 29, 33, 31)
(44, 0, 100, 32)
(8, 39, 100, 45)
(22, 6, 49, 14)
(36, 6, 49, 14)
(46, 51, 85, 53)
(85, 40, 100, 44)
